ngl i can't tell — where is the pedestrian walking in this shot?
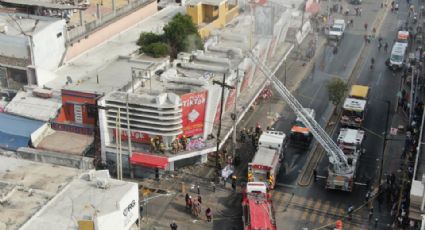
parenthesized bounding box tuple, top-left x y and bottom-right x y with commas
(313, 169, 317, 182)
(206, 207, 212, 222)
(211, 182, 216, 193)
(198, 195, 202, 204)
(170, 221, 178, 230)
(197, 185, 200, 195)
(347, 205, 354, 220)
(231, 175, 237, 192)
(384, 42, 389, 52)
(378, 42, 382, 51)
(365, 191, 370, 202)
(375, 218, 379, 228)
(368, 207, 374, 221)
(185, 193, 190, 203)
(364, 23, 368, 31)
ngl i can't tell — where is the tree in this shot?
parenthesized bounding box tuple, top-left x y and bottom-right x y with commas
(327, 77, 347, 107)
(137, 32, 163, 47)
(141, 42, 169, 58)
(163, 13, 203, 58)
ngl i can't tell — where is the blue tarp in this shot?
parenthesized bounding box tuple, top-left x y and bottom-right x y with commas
(0, 113, 44, 150)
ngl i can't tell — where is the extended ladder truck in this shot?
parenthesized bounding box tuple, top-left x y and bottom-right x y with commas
(248, 52, 356, 191)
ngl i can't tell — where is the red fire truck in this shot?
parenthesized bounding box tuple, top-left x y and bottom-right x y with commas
(248, 131, 286, 189)
(242, 182, 277, 230)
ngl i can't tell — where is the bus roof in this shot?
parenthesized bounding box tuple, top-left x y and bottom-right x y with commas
(350, 85, 369, 99)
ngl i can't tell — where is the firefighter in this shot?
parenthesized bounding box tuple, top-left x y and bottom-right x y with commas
(150, 137, 157, 152)
(154, 136, 161, 152)
(231, 175, 237, 192)
(268, 175, 274, 188)
(180, 135, 188, 150)
(171, 139, 179, 154)
(247, 171, 253, 182)
(159, 142, 166, 154)
(240, 128, 246, 143)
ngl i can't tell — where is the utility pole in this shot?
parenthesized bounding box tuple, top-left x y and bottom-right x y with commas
(378, 100, 391, 192)
(232, 70, 240, 158)
(213, 74, 235, 178)
(115, 107, 123, 180)
(126, 94, 134, 178)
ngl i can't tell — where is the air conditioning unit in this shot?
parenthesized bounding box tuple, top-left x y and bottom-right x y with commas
(0, 24, 8, 34)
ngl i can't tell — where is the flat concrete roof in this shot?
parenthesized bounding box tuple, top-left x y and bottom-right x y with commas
(0, 12, 61, 37)
(5, 90, 61, 122)
(185, 0, 225, 6)
(36, 130, 94, 155)
(45, 5, 184, 91)
(0, 155, 80, 229)
(0, 0, 83, 9)
(20, 171, 138, 230)
(61, 55, 164, 95)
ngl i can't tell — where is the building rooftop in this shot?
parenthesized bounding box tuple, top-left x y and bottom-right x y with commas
(0, 12, 60, 37)
(0, 0, 83, 9)
(5, 90, 61, 122)
(185, 0, 225, 6)
(35, 130, 94, 155)
(44, 5, 184, 92)
(0, 155, 80, 229)
(20, 170, 139, 230)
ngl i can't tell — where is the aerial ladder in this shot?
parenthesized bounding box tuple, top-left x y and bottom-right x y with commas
(247, 51, 355, 191)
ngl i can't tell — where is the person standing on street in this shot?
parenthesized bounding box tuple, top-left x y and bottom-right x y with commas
(170, 221, 178, 230)
(206, 207, 213, 222)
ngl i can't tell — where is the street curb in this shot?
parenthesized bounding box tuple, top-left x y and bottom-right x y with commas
(297, 3, 390, 187)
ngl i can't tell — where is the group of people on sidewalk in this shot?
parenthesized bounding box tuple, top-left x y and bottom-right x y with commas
(184, 192, 213, 222)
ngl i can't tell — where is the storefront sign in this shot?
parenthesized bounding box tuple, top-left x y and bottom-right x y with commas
(113, 129, 152, 143)
(181, 91, 208, 136)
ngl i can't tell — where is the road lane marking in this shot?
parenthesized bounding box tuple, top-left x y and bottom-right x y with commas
(375, 71, 383, 86)
(310, 199, 322, 223)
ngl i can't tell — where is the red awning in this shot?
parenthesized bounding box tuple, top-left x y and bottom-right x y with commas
(130, 153, 169, 169)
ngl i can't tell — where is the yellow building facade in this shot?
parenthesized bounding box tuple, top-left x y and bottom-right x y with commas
(186, 0, 239, 39)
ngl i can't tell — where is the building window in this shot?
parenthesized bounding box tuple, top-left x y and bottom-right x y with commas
(87, 104, 96, 118)
(56, 32, 62, 38)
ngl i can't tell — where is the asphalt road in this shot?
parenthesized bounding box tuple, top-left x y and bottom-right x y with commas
(270, 0, 414, 229)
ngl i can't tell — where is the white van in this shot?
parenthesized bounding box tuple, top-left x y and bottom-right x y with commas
(388, 42, 407, 70)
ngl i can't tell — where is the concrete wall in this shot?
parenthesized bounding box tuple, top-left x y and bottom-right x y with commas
(0, 34, 29, 59)
(64, 0, 158, 62)
(16, 147, 94, 170)
(32, 19, 66, 71)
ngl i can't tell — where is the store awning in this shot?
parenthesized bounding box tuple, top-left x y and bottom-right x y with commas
(130, 153, 169, 169)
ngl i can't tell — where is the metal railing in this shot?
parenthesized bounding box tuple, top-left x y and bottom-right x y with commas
(66, 0, 150, 43)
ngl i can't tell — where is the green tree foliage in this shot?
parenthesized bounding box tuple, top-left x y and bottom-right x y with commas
(136, 13, 203, 58)
(141, 42, 169, 58)
(137, 32, 163, 47)
(163, 13, 203, 58)
(327, 77, 347, 106)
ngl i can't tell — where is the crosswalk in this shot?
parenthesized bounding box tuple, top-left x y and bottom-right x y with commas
(271, 191, 367, 229)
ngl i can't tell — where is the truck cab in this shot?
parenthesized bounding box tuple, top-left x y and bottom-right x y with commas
(341, 85, 369, 128)
(326, 128, 365, 191)
(242, 182, 277, 230)
(328, 19, 346, 41)
(289, 108, 315, 148)
(396, 31, 409, 48)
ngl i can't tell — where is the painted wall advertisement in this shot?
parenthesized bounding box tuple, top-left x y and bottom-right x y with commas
(181, 91, 208, 136)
